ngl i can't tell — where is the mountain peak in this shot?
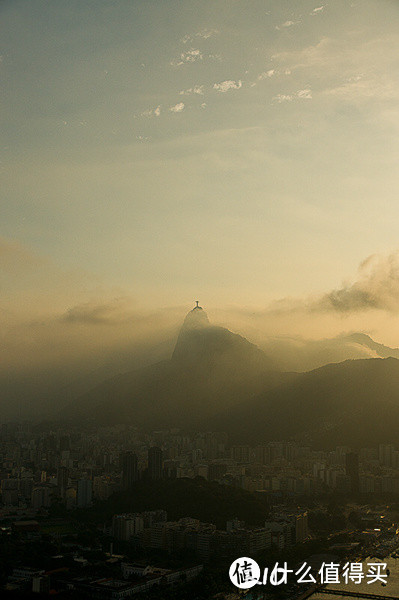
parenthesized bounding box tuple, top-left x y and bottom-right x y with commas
(181, 301, 210, 331)
(62, 300, 275, 429)
(172, 303, 272, 376)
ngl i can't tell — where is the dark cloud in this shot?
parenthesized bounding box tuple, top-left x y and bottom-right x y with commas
(317, 253, 399, 313)
(248, 252, 399, 317)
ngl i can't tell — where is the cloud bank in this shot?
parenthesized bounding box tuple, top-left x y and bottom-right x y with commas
(319, 253, 399, 313)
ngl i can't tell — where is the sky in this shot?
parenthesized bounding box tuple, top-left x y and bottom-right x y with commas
(2, 0, 399, 404)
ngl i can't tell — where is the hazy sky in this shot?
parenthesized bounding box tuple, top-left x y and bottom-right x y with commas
(2, 0, 399, 386)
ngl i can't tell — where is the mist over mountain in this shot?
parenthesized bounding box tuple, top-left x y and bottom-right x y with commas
(5, 301, 399, 446)
(0, 334, 176, 421)
(62, 304, 279, 427)
(259, 332, 396, 372)
(58, 305, 399, 449)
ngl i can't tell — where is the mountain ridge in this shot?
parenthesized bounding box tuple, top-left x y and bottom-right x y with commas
(208, 356, 399, 448)
(60, 306, 399, 448)
(61, 305, 278, 427)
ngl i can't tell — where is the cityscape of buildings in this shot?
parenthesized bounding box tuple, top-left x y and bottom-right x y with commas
(2, 422, 399, 597)
(1, 423, 399, 512)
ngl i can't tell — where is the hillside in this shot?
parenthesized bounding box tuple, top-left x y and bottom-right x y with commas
(62, 304, 279, 428)
(210, 357, 399, 448)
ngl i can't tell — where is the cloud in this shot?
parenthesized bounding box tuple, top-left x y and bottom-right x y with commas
(0, 294, 186, 419)
(263, 252, 399, 317)
(171, 48, 203, 66)
(141, 105, 161, 117)
(169, 102, 185, 113)
(317, 253, 399, 313)
(213, 80, 242, 93)
(61, 299, 136, 325)
(258, 69, 275, 80)
(179, 85, 204, 96)
(234, 252, 399, 324)
(181, 29, 219, 44)
(182, 49, 203, 62)
(271, 36, 352, 73)
(311, 6, 325, 14)
(296, 88, 312, 99)
(324, 76, 399, 102)
(273, 94, 293, 103)
(207, 53, 223, 62)
(275, 20, 299, 30)
(268, 34, 399, 115)
(196, 28, 219, 40)
(251, 69, 291, 87)
(273, 89, 312, 102)
(271, 34, 399, 107)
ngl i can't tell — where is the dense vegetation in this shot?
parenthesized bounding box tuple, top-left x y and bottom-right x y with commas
(79, 477, 270, 528)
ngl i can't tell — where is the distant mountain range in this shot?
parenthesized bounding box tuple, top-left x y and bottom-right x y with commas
(62, 305, 280, 428)
(259, 331, 399, 372)
(210, 356, 399, 448)
(61, 306, 399, 448)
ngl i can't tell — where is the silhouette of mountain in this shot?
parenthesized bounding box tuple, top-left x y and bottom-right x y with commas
(210, 357, 399, 448)
(62, 304, 278, 427)
(61, 306, 399, 447)
(345, 332, 399, 360)
(260, 332, 399, 372)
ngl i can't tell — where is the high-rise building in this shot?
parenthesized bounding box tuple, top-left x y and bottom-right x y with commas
(31, 486, 52, 510)
(345, 452, 359, 494)
(208, 463, 227, 481)
(295, 512, 309, 543)
(112, 514, 144, 541)
(255, 446, 271, 465)
(121, 451, 138, 489)
(379, 444, 395, 467)
(59, 435, 70, 452)
(231, 446, 251, 463)
(148, 447, 163, 480)
(77, 479, 92, 508)
(32, 576, 50, 594)
(57, 466, 69, 499)
(1, 479, 19, 506)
